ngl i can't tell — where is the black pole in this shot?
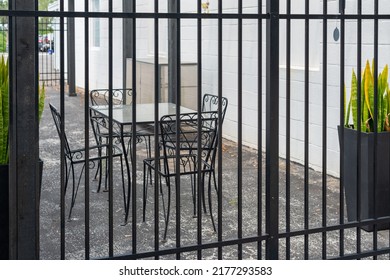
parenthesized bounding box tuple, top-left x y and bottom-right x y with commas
(122, 0, 133, 103)
(339, 0, 346, 14)
(265, 0, 279, 260)
(9, 0, 40, 259)
(168, 0, 177, 104)
(67, 0, 76, 96)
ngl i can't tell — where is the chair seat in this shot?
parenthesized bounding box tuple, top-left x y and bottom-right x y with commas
(144, 153, 214, 177)
(121, 125, 154, 138)
(67, 144, 123, 164)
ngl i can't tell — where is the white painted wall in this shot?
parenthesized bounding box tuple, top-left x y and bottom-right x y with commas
(68, 0, 390, 177)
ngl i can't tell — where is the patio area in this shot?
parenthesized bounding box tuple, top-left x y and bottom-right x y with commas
(38, 86, 390, 260)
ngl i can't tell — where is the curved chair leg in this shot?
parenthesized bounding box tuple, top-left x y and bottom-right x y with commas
(187, 159, 196, 217)
(146, 136, 153, 185)
(64, 161, 71, 194)
(142, 160, 154, 222)
(68, 164, 77, 220)
(98, 151, 104, 193)
(123, 170, 132, 226)
(142, 161, 147, 222)
(119, 155, 126, 215)
(207, 171, 217, 232)
(69, 164, 86, 220)
(94, 160, 100, 180)
(162, 176, 171, 241)
(103, 147, 109, 192)
(201, 173, 208, 214)
(191, 172, 197, 217)
(212, 170, 218, 194)
(94, 146, 103, 193)
(95, 159, 103, 193)
(127, 137, 133, 164)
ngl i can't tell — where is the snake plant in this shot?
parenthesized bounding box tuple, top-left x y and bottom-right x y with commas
(0, 56, 45, 165)
(345, 60, 390, 132)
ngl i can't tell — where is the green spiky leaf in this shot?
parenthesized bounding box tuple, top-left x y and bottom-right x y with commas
(350, 69, 358, 129)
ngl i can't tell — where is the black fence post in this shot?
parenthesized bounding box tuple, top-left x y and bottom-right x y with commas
(122, 0, 133, 103)
(9, 0, 40, 259)
(168, 0, 177, 104)
(266, 0, 279, 260)
(67, 0, 76, 96)
(339, 0, 346, 14)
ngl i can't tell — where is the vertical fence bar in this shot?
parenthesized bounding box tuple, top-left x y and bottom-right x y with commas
(34, 0, 40, 258)
(9, 0, 40, 260)
(339, 0, 345, 13)
(46, 19, 50, 86)
(108, 0, 114, 258)
(322, 0, 328, 260)
(38, 20, 41, 83)
(237, 0, 243, 260)
(122, 1, 132, 102)
(122, 0, 133, 234)
(356, 0, 362, 258)
(59, 0, 66, 260)
(373, 0, 379, 259)
(265, 0, 279, 260)
(46, 20, 49, 85)
(6, 0, 12, 259)
(84, 0, 90, 260)
(285, 0, 291, 261)
(217, 0, 223, 260)
(175, 0, 182, 260)
(168, 1, 177, 104)
(257, 0, 263, 260)
(47, 20, 51, 86)
(304, 0, 310, 260)
(67, 0, 76, 96)
(153, 0, 160, 259)
(196, 0, 203, 260)
(131, 0, 137, 255)
(339, 1, 345, 258)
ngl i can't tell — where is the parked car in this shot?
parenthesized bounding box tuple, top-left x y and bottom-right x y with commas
(38, 42, 46, 52)
(38, 35, 54, 52)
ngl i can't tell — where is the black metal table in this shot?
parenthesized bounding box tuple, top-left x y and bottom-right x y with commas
(90, 103, 194, 224)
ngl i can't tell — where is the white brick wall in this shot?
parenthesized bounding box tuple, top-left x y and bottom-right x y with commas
(68, 0, 390, 177)
(72, 1, 125, 90)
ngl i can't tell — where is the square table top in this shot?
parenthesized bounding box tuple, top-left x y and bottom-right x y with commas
(90, 103, 195, 125)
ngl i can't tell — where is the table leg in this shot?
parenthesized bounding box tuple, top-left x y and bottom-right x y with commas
(120, 126, 132, 225)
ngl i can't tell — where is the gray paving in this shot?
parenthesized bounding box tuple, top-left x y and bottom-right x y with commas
(39, 87, 390, 260)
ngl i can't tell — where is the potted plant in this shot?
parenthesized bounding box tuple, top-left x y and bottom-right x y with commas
(0, 56, 45, 259)
(340, 60, 390, 231)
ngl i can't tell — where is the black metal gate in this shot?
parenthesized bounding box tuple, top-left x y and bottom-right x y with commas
(6, 0, 390, 260)
(38, 19, 67, 87)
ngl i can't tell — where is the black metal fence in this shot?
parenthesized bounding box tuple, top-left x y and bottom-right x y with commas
(5, 0, 390, 260)
(38, 19, 66, 86)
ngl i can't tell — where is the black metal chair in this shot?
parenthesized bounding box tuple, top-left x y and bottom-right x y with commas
(198, 95, 228, 172)
(143, 111, 219, 240)
(199, 94, 228, 207)
(49, 103, 125, 220)
(202, 94, 228, 122)
(90, 88, 133, 106)
(89, 88, 153, 191)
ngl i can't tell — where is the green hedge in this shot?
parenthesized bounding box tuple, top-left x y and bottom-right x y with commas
(0, 31, 7, 53)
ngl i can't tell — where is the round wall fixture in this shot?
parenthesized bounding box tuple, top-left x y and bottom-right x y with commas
(333, 26, 340, 42)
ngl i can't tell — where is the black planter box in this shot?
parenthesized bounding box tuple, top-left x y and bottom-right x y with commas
(0, 160, 43, 260)
(339, 126, 390, 231)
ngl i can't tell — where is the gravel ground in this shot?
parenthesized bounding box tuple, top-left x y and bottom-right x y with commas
(38, 87, 390, 260)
